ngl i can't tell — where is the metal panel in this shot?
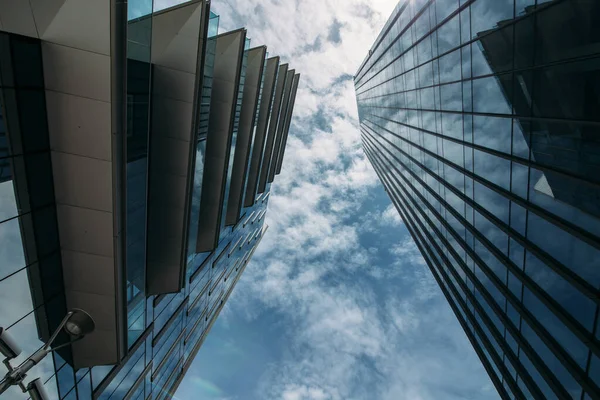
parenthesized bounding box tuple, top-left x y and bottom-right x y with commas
(275, 73, 300, 174)
(0, 0, 39, 38)
(0, 32, 74, 367)
(225, 46, 266, 225)
(257, 63, 287, 193)
(145, 0, 210, 295)
(196, 29, 246, 252)
(267, 69, 294, 183)
(243, 56, 279, 207)
(42, 42, 111, 102)
(34, 0, 128, 368)
(51, 152, 113, 212)
(36, 0, 111, 55)
(46, 91, 112, 161)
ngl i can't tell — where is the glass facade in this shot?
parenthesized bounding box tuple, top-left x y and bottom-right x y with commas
(126, 0, 154, 347)
(0, 1, 297, 399)
(355, 1, 600, 399)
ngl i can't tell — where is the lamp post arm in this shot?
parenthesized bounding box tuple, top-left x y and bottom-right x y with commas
(0, 347, 50, 396)
(44, 311, 73, 350)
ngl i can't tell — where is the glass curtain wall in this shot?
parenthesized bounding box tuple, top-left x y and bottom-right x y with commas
(125, 0, 154, 347)
(187, 12, 220, 276)
(356, 0, 600, 399)
(220, 38, 251, 234)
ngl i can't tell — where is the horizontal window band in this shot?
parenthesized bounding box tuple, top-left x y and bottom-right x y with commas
(364, 132, 600, 355)
(362, 119, 600, 252)
(158, 358, 183, 400)
(207, 291, 224, 321)
(357, 51, 600, 101)
(188, 279, 211, 316)
(92, 322, 154, 399)
(355, 0, 559, 92)
(355, 0, 437, 87)
(393, 189, 543, 400)
(189, 252, 214, 284)
(177, 234, 261, 393)
(230, 236, 243, 254)
(210, 267, 227, 294)
(367, 113, 600, 193)
(151, 328, 185, 382)
(415, 238, 516, 400)
(401, 204, 533, 399)
(212, 242, 231, 268)
(152, 297, 188, 348)
(361, 123, 600, 303)
(185, 306, 208, 345)
(122, 360, 152, 400)
(365, 143, 600, 398)
(365, 146, 569, 398)
(232, 211, 246, 232)
(224, 262, 237, 282)
(354, 0, 410, 81)
(153, 294, 167, 308)
(240, 232, 252, 249)
(362, 105, 600, 129)
(244, 210, 256, 227)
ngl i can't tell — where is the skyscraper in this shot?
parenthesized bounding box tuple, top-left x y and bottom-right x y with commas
(355, 0, 600, 398)
(0, 1, 299, 399)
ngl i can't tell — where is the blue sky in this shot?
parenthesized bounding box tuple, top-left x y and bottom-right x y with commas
(172, 0, 500, 398)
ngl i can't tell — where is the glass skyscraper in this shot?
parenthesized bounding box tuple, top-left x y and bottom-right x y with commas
(355, 0, 600, 399)
(0, 0, 299, 399)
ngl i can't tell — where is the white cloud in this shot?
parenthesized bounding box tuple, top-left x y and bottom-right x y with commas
(174, 0, 499, 398)
(381, 203, 403, 226)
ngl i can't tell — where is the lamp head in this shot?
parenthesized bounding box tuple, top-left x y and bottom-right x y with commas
(64, 309, 95, 338)
(0, 327, 21, 359)
(27, 378, 49, 400)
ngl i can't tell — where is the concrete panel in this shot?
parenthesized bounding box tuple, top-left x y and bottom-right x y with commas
(258, 63, 288, 193)
(145, 0, 210, 296)
(42, 42, 111, 102)
(36, 0, 111, 55)
(38, 0, 128, 370)
(268, 69, 294, 183)
(62, 250, 114, 297)
(196, 29, 246, 252)
(0, 0, 39, 38)
(71, 327, 118, 367)
(51, 152, 112, 212)
(46, 91, 112, 161)
(226, 46, 266, 225)
(244, 56, 279, 207)
(65, 291, 116, 332)
(275, 73, 300, 174)
(65, 290, 118, 366)
(56, 204, 114, 258)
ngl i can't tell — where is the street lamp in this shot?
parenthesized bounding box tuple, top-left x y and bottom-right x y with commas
(0, 309, 95, 399)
